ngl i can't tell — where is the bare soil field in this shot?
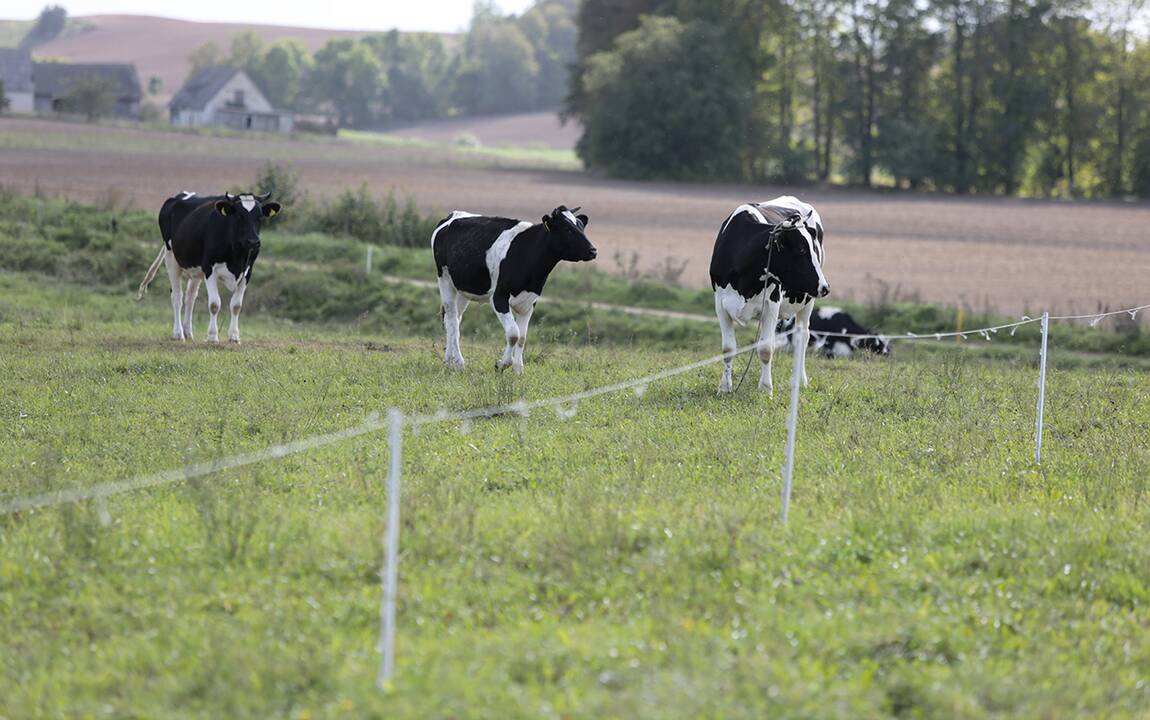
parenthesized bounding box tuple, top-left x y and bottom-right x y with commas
(381, 112, 580, 150)
(3, 116, 1148, 315)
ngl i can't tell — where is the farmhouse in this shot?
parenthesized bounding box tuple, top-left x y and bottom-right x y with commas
(0, 48, 35, 114)
(169, 66, 293, 133)
(32, 61, 142, 118)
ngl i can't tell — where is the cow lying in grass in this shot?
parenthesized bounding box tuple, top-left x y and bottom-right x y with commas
(432, 206, 596, 373)
(776, 306, 892, 357)
(137, 191, 280, 343)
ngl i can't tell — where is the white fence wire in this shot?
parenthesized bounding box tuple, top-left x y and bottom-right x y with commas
(3, 299, 1148, 690)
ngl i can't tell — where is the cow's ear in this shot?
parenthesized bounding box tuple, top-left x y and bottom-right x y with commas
(215, 200, 232, 217)
(262, 202, 282, 218)
(577, 214, 589, 229)
(542, 216, 552, 232)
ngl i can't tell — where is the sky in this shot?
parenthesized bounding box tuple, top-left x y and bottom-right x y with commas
(2, 1, 537, 33)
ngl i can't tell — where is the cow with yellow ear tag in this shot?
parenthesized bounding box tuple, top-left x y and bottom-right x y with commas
(137, 190, 282, 344)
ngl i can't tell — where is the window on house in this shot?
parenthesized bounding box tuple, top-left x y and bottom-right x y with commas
(232, 90, 245, 107)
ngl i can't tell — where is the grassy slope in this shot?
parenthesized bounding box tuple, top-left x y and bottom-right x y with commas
(2, 274, 1150, 718)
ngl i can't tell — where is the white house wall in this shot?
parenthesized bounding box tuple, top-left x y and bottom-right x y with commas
(204, 73, 275, 116)
(6, 91, 33, 114)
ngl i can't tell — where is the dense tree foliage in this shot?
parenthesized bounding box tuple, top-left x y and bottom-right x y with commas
(184, 0, 576, 128)
(21, 5, 68, 48)
(568, 0, 1150, 198)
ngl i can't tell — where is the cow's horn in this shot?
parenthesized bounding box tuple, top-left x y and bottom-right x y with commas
(570, 206, 582, 214)
(225, 192, 236, 201)
(256, 191, 272, 202)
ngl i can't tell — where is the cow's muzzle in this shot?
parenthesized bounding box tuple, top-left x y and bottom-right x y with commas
(817, 283, 830, 298)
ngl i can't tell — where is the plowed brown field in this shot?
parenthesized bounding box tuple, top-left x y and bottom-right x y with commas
(3, 117, 1148, 315)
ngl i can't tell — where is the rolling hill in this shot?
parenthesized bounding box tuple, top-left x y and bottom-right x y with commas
(22, 14, 374, 104)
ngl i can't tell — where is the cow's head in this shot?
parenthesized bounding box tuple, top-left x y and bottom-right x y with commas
(767, 212, 830, 298)
(854, 335, 892, 356)
(542, 205, 597, 262)
(214, 191, 282, 257)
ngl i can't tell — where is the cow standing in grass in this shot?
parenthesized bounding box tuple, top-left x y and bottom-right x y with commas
(137, 191, 280, 344)
(709, 196, 830, 394)
(432, 206, 596, 373)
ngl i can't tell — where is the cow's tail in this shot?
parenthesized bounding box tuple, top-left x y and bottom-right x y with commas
(136, 246, 167, 301)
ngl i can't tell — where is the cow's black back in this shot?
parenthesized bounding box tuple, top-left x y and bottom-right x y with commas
(433, 214, 522, 297)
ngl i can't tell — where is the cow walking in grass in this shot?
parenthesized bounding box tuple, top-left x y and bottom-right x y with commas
(137, 191, 280, 344)
(710, 196, 830, 395)
(432, 206, 596, 373)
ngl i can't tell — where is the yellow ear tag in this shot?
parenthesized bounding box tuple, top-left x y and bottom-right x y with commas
(266, 208, 278, 218)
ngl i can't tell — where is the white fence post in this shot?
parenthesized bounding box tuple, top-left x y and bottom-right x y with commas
(780, 335, 804, 525)
(1035, 311, 1050, 464)
(366, 245, 375, 275)
(377, 408, 404, 689)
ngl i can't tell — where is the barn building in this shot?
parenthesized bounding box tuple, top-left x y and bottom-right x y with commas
(31, 61, 142, 118)
(0, 48, 35, 114)
(169, 66, 293, 133)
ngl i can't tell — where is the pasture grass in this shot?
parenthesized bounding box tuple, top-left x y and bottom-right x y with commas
(2, 274, 1150, 718)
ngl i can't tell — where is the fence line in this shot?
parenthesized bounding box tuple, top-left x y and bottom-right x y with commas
(0, 416, 384, 515)
(5, 297, 1149, 690)
(5, 301, 1147, 517)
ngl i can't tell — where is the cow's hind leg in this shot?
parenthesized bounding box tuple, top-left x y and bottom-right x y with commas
(438, 275, 465, 369)
(204, 270, 222, 343)
(228, 277, 248, 344)
(164, 251, 185, 340)
(757, 299, 782, 395)
(715, 292, 737, 394)
(182, 273, 201, 340)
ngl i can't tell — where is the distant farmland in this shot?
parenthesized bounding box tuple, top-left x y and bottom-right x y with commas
(2, 116, 1149, 316)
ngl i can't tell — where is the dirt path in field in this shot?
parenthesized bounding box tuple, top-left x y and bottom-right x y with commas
(3, 117, 1149, 316)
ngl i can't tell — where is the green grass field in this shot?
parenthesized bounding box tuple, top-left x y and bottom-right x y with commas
(3, 260, 1150, 718)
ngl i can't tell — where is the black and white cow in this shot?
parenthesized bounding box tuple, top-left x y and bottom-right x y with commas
(432, 206, 596, 373)
(775, 306, 891, 357)
(709, 195, 829, 394)
(137, 191, 280, 343)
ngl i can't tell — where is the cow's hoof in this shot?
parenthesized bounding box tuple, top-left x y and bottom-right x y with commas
(445, 357, 465, 370)
(207, 336, 220, 344)
(758, 382, 774, 397)
(229, 337, 241, 345)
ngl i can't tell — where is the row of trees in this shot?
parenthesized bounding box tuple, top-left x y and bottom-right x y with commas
(566, 0, 1150, 198)
(189, 0, 575, 128)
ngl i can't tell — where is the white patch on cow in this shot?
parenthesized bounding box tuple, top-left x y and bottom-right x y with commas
(561, 210, 581, 230)
(509, 291, 539, 313)
(180, 191, 196, 199)
(485, 221, 533, 294)
(212, 263, 240, 292)
(719, 204, 769, 235)
(239, 195, 256, 212)
(716, 284, 808, 327)
(816, 306, 842, 321)
(430, 210, 481, 249)
(831, 341, 853, 358)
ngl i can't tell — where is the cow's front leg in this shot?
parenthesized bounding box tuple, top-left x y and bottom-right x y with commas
(511, 303, 535, 374)
(795, 301, 815, 387)
(715, 292, 737, 394)
(492, 295, 520, 372)
(182, 274, 201, 340)
(204, 269, 222, 343)
(757, 297, 782, 395)
(228, 277, 248, 343)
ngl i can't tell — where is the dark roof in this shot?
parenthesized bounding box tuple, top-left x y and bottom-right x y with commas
(170, 66, 241, 111)
(0, 48, 34, 94)
(32, 62, 142, 100)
